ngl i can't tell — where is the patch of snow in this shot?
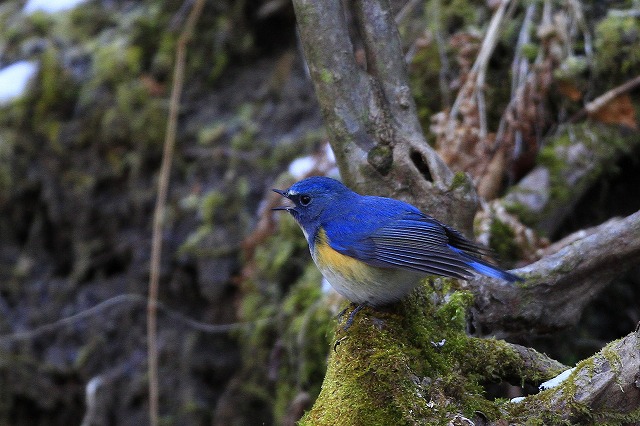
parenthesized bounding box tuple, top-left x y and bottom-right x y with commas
(288, 156, 316, 180)
(324, 142, 335, 163)
(23, 0, 89, 14)
(0, 61, 38, 105)
(539, 367, 575, 391)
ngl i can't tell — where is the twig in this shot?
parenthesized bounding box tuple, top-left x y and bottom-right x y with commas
(0, 294, 251, 345)
(447, 0, 511, 142)
(433, 3, 452, 108)
(511, 3, 536, 96)
(474, 0, 510, 140)
(493, 2, 535, 156)
(148, 1, 205, 425)
(567, 0, 593, 61)
(570, 74, 640, 122)
(608, 9, 640, 18)
(394, 0, 421, 24)
(0, 294, 145, 344)
(81, 376, 103, 426)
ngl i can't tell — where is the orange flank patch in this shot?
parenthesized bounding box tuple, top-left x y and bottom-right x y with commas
(314, 229, 371, 281)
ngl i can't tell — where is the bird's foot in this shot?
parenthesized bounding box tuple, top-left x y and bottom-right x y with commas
(340, 303, 369, 332)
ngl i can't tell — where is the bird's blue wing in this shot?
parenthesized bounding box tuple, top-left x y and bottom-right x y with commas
(365, 218, 475, 279)
(322, 199, 476, 279)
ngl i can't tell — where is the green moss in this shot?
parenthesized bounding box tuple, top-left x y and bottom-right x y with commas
(450, 171, 471, 192)
(505, 123, 635, 231)
(74, 335, 106, 369)
(178, 224, 213, 256)
(538, 124, 622, 203)
(94, 78, 166, 148)
(504, 334, 640, 424)
(210, 51, 230, 83)
(408, 57, 440, 129)
(66, 3, 116, 40)
(272, 265, 333, 422)
(521, 42, 539, 61)
(99, 79, 165, 147)
(554, 55, 588, 81)
(238, 223, 333, 424)
(26, 11, 54, 35)
(503, 198, 539, 228)
(319, 69, 333, 84)
(230, 126, 257, 151)
(32, 47, 79, 134)
(0, 131, 15, 194)
(253, 218, 305, 280)
(152, 33, 177, 77)
(92, 38, 143, 86)
(595, 16, 640, 81)
(367, 145, 393, 175)
(489, 218, 521, 264)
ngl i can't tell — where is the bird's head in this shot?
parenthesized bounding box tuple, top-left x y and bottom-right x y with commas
(272, 176, 351, 236)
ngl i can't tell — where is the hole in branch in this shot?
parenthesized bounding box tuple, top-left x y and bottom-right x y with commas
(410, 150, 432, 182)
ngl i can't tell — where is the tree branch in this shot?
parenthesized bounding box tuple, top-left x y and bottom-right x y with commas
(463, 338, 568, 384)
(570, 74, 640, 122)
(292, 0, 478, 231)
(470, 209, 640, 339)
(506, 329, 640, 424)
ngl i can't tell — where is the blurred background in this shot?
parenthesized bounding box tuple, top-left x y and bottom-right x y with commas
(0, 0, 639, 424)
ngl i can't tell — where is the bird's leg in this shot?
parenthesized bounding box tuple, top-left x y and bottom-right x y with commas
(334, 303, 380, 349)
(341, 302, 369, 331)
(337, 303, 356, 322)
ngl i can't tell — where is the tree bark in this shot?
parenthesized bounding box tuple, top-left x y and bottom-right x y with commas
(471, 210, 640, 339)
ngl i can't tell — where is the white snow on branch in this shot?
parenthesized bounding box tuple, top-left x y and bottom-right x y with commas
(539, 367, 576, 391)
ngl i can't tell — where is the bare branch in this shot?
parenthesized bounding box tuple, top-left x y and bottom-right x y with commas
(470, 210, 640, 339)
(291, 0, 373, 184)
(0, 294, 246, 346)
(571, 74, 640, 122)
(447, 0, 511, 142)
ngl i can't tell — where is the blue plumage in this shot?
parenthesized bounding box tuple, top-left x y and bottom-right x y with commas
(273, 176, 521, 306)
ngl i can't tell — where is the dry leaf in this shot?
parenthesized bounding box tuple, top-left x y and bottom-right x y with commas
(557, 80, 582, 101)
(589, 94, 638, 129)
(140, 74, 166, 96)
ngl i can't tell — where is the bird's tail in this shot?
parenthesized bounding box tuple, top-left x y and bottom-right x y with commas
(449, 246, 523, 283)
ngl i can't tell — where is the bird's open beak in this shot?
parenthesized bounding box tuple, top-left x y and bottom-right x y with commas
(272, 188, 292, 211)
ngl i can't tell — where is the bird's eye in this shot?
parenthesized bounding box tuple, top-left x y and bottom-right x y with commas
(299, 195, 311, 206)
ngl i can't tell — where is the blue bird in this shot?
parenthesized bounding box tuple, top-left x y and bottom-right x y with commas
(273, 176, 521, 308)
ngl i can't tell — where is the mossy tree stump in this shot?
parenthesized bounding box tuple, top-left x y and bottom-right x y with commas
(301, 282, 566, 425)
